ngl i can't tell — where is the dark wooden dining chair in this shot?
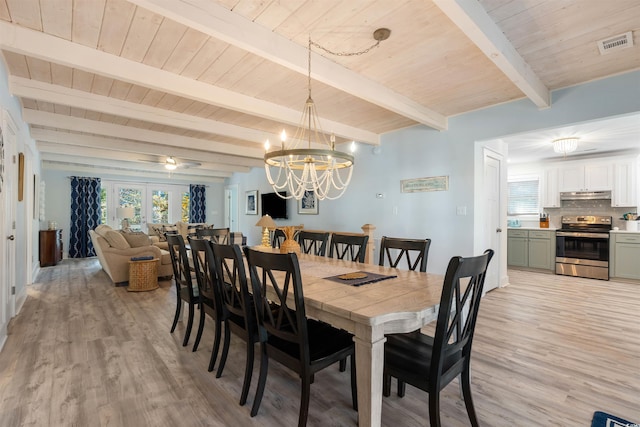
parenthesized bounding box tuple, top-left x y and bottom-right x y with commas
(328, 233, 369, 263)
(271, 228, 286, 248)
(244, 247, 357, 427)
(167, 233, 200, 347)
(210, 242, 262, 406)
(383, 249, 494, 427)
(296, 230, 330, 256)
(378, 236, 431, 272)
(187, 237, 223, 363)
(196, 227, 230, 244)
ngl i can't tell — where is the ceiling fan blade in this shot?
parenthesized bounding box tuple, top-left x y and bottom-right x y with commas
(177, 161, 201, 168)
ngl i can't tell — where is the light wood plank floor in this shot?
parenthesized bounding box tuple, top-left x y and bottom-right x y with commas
(0, 259, 638, 426)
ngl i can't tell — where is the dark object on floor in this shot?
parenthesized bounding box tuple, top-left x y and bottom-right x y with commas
(591, 411, 637, 427)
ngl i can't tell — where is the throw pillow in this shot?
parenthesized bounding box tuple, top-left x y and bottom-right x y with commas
(104, 230, 131, 250)
(147, 223, 165, 237)
(95, 224, 113, 238)
(121, 231, 152, 248)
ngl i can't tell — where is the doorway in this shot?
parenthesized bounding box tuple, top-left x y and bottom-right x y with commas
(224, 184, 238, 231)
(482, 149, 503, 292)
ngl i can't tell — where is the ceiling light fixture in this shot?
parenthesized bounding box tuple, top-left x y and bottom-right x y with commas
(165, 156, 177, 170)
(552, 137, 579, 155)
(264, 29, 391, 200)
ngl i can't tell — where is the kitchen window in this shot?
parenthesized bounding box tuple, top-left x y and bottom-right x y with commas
(508, 176, 539, 215)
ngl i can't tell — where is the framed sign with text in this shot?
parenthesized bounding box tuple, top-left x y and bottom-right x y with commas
(401, 176, 449, 193)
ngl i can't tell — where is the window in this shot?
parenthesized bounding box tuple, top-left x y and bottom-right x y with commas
(508, 177, 539, 215)
(100, 181, 190, 228)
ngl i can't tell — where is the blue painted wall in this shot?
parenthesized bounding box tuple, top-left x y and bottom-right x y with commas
(229, 70, 640, 274)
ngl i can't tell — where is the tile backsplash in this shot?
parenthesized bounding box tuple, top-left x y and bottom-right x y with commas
(544, 200, 636, 229)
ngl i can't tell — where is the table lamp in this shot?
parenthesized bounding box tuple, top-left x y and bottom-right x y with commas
(255, 214, 277, 247)
(116, 206, 135, 230)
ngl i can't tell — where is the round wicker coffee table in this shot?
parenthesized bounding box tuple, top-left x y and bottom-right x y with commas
(128, 258, 159, 292)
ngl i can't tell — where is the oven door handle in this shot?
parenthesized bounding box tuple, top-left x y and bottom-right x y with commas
(556, 232, 610, 238)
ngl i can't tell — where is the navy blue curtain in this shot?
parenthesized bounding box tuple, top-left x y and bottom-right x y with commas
(69, 177, 101, 258)
(189, 184, 206, 223)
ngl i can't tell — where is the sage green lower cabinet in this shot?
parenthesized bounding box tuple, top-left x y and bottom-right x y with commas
(610, 233, 640, 280)
(507, 229, 555, 271)
(507, 229, 528, 267)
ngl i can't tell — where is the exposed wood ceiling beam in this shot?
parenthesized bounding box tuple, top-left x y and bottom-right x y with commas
(32, 129, 252, 173)
(42, 160, 225, 184)
(128, 0, 448, 131)
(10, 77, 268, 148)
(38, 145, 232, 178)
(23, 110, 264, 168)
(432, 0, 550, 108)
(0, 20, 379, 145)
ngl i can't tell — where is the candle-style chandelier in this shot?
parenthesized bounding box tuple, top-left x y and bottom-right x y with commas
(264, 29, 391, 200)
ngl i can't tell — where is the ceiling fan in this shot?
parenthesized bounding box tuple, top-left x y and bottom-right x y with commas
(138, 156, 202, 170)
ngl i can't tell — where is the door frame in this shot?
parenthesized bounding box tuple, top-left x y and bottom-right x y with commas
(474, 139, 508, 290)
(224, 184, 238, 232)
(1, 109, 18, 347)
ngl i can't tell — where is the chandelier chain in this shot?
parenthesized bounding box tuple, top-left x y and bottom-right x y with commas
(309, 39, 381, 57)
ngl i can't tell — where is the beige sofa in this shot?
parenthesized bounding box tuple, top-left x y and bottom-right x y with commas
(146, 221, 210, 250)
(90, 225, 173, 285)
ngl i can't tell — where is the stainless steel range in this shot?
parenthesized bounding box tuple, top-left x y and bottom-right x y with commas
(556, 215, 612, 280)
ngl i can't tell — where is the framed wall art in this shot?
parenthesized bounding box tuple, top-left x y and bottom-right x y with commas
(246, 190, 258, 215)
(401, 175, 449, 193)
(298, 190, 318, 214)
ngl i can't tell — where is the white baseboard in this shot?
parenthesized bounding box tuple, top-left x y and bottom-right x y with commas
(15, 286, 27, 315)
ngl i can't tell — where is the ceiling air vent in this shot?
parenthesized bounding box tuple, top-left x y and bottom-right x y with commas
(597, 31, 634, 55)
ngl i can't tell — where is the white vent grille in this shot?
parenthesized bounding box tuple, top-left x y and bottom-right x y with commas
(597, 31, 634, 55)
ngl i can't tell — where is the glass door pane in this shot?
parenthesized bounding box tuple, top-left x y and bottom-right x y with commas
(151, 190, 169, 223)
(117, 185, 144, 230)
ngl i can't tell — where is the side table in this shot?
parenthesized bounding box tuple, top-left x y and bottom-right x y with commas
(128, 258, 159, 292)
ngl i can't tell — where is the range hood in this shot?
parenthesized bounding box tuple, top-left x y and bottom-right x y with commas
(560, 190, 612, 201)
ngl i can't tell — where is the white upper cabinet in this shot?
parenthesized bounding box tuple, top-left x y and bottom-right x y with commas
(541, 167, 560, 207)
(612, 158, 638, 207)
(559, 162, 613, 192)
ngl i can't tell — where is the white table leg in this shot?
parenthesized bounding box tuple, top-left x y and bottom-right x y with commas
(354, 324, 386, 427)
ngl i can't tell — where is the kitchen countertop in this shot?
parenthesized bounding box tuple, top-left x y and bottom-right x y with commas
(610, 229, 640, 234)
(507, 227, 558, 231)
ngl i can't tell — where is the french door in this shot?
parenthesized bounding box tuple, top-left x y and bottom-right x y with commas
(106, 182, 190, 230)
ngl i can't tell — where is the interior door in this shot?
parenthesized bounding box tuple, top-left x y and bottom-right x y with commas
(483, 150, 502, 292)
(1, 114, 17, 339)
(224, 185, 238, 231)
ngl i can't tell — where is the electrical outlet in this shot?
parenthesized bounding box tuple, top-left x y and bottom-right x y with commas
(456, 206, 467, 216)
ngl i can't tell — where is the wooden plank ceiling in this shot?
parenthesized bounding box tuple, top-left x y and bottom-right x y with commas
(0, 0, 638, 181)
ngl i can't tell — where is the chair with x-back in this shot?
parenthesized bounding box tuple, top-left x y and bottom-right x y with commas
(196, 227, 230, 244)
(210, 242, 261, 406)
(271, 228, 286, 249)
(328, 233, 369, 263)
(296, 230, 330, 256)
(383, 249, 494, 427)
(244, 247, 357, 427)
(167, 233, 200, 347)
(187, 237, 223, 362)
(378, 236, 431, 272)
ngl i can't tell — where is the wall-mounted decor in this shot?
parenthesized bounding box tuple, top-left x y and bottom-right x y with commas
(246, 190, 258, 215)
(298, 190, 318, 214)
(401, 175, 449, 193)
(18, 152, 24, 201)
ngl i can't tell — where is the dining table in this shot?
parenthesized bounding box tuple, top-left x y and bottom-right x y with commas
(250, 246, 444, 427)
